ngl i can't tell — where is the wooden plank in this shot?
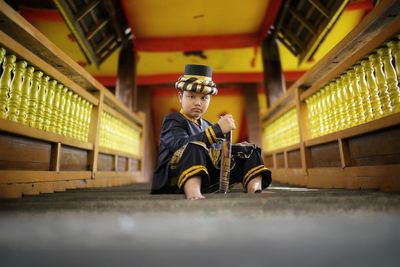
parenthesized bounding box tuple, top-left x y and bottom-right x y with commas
(0, 183, 23, 198)
(269, 168, 306, 186)
(338, 138, 352, 168)
(287, 149, 302, 168)
(0, 131, 51, 170)
(305, 112, 400, 147)
(310, 141, 341, 168)
(348, 126, 400, 166)
(307, 165, 400, 190)
(97, 153, 114, 171)
(346, 165, 400, 177)
(0, 31, 98, 105)
(296, 0, 400, 99)
(276, 152, 285, 168)
(271, 164, 400, 191)
(0, 170, 91, 184)
(308, 165, 400, 177)
(60, 145, 88, 171)
(0, 118, 93, 150)
(21, 183, 40, 196)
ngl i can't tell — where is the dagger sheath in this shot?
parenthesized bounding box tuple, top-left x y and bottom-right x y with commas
(219, 131, 232, 193)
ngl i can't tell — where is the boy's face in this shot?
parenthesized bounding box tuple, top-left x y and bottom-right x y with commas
(179, 90, 211, 119)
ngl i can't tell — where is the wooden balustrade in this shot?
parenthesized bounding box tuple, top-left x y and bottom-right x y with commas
(262, 0, 400, 191)
(0, 1, 145, 198)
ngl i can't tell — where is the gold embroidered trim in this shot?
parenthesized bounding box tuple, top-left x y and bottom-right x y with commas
(243, 165, 265, 187)
(205, 127, 214, 144)
(170, 144, 188, 170)
(209, 126, 218, 142)
(177, 165, 208, 188)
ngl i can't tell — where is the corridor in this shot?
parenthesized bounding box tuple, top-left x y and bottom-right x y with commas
(1, 184, 399, 266)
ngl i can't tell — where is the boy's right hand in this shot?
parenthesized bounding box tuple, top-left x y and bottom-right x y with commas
(218, 114, 236, 133)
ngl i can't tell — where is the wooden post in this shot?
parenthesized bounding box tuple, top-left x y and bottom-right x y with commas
(338, 138, 352, 168)
(113, 155, 118, 171)
(116, 39, 137, 111)
(244, 84, 262, 146)
(137, 86, 156, 183)
(50, 142, 61, 172)
(284, 150, 289, 169)
(126, 157, 131, 172)
(261, 35, 286, 107)
(295, 88, 312, 174)
(88, 91, 104, 178)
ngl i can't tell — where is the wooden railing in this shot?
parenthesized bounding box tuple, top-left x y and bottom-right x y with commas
(0, 1, 145, 198)
(261, 0, 400, 191)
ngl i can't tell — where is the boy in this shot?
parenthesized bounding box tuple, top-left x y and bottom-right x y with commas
(151, 64, 271, 200)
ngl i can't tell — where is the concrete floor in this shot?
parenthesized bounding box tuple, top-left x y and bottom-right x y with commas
(1, 183, 400, 267)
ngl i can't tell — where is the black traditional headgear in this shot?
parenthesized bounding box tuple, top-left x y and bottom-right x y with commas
(175, 64, 218, 95)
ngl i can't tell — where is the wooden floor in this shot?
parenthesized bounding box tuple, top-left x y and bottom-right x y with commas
(1, 183, 399, 266)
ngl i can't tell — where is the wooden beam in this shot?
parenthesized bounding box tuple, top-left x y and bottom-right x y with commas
(0, 118, 93, 150)
(261, 35, 286, 107)
(116, 39, 137, 111)
(0, 170, 91, 184)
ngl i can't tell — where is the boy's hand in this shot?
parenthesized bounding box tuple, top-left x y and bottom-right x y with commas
(218, 114, 236, 133)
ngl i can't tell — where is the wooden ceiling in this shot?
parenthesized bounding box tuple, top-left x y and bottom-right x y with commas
(15, 0, 371, 86)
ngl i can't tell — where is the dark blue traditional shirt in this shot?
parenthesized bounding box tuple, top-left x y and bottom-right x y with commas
(151, 111, 224, 193)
